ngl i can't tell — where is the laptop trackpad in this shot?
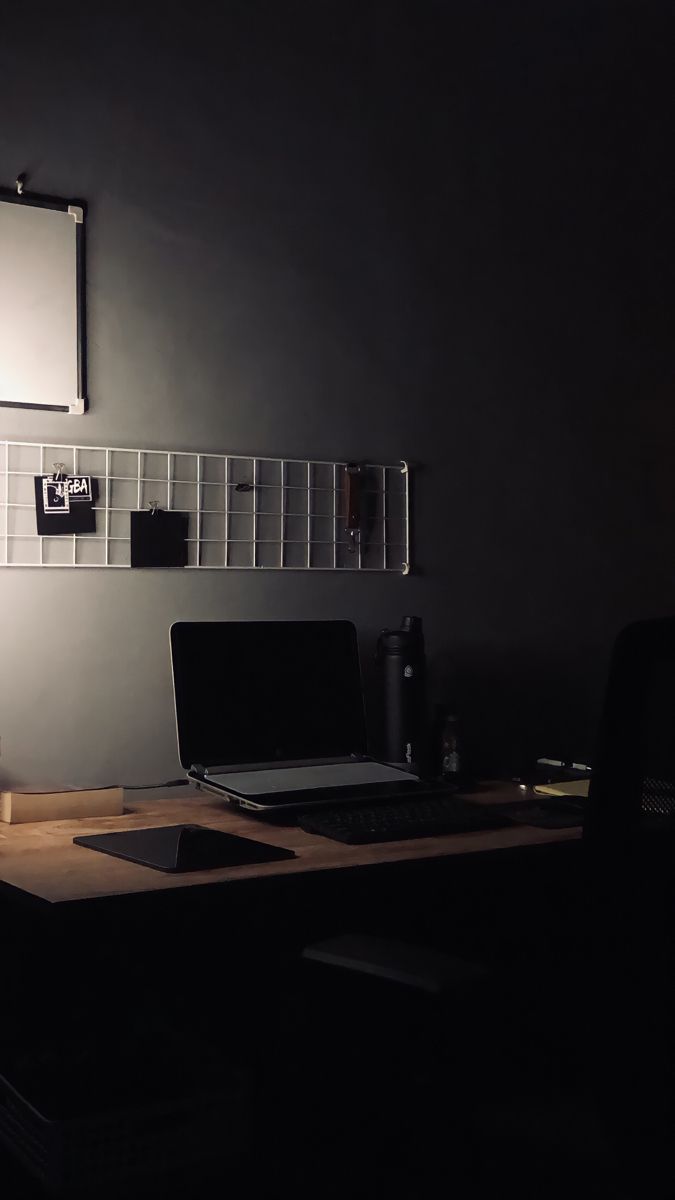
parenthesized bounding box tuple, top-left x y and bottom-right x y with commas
(208, 762, 419, 796)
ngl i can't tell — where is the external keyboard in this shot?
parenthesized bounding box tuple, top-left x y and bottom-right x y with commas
(298, 794, 512, 844)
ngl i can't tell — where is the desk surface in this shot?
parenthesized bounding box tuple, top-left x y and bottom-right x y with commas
(0, 783, 580, 905)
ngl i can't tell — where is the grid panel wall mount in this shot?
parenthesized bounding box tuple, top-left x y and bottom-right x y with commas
(0, 441, 411, 573)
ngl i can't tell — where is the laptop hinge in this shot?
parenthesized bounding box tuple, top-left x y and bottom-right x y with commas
(200, 755, 371, 776)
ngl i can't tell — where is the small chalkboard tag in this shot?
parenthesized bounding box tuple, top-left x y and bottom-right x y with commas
(65, 475, 96, 504)
(42, 476, 70, 513)
(130, 509, 189, 568)
(34, 476, 97, 535)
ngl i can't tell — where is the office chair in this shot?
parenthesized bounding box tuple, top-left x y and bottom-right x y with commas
(583, 616, 675, 1011)
(582, 617, 675, 1198)
(585, 616, 675, 844)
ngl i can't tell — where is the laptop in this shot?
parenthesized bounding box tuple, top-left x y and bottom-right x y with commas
(170, 620, 423, 812)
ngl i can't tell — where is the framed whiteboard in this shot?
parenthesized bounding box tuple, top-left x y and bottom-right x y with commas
(0, 188, 86, 415)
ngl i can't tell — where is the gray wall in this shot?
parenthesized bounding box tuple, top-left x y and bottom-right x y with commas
(1, 1, 674, 788)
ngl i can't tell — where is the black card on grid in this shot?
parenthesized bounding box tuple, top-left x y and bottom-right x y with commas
(130, 510, 189, 567)
(34, 476, 97, 535)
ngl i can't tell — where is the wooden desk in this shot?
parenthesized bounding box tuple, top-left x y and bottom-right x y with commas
(0, 776, 589, 1200)
(0, 782, 580, 906)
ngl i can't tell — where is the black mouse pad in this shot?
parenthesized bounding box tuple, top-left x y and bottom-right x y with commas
(73, 824, 296, 872)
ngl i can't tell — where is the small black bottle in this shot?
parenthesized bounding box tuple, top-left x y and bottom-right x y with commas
(436, 705, 462, 780)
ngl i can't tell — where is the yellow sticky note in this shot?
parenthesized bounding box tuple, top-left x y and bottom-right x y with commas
(534, 779, 590, 799)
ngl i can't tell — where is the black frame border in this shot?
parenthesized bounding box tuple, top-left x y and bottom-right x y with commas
(0, 187, 87, 414)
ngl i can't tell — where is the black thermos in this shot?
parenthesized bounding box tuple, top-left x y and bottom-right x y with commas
(377, 616, 426, 768)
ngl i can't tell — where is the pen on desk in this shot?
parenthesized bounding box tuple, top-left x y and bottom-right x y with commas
(536, 758, 592, 773)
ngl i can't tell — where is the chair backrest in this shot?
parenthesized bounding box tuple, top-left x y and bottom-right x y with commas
(585, 617, 675, 850)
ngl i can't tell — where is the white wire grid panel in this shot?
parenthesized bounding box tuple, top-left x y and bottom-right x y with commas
(0, 441, 410, 571)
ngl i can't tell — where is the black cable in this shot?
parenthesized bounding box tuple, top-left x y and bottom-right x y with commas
(12, 779, 190, 795)
(122, 778, 189, 791)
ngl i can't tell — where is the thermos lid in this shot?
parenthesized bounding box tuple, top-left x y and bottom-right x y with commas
(401, 616, 423, 635)
(378, 616, 424, 654)
(378, 628, 410, 652)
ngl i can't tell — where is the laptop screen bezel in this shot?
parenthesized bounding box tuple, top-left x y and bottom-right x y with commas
(170, 620, 369, 771)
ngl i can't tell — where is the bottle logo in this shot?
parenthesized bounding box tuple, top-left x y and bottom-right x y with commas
(404, 665, 414, 678)
(405, 742, 412, 763)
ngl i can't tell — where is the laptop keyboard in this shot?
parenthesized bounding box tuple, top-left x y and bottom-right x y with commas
(298, 794, 512, 844)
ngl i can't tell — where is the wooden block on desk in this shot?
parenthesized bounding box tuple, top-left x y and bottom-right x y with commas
(0, 787, 124, 824)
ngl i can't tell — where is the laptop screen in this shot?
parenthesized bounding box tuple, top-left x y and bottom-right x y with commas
(170, 621, 368, 769)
